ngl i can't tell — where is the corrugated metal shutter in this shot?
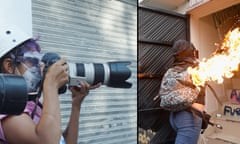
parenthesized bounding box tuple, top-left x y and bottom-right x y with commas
(32, 0, 137, 143)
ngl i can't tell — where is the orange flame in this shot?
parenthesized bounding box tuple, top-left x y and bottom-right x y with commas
(188, 27, 240, 86)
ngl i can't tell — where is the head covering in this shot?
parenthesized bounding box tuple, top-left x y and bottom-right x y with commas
(172, 39, 192, 55)
(172, 40, 198, 68)
(0, 0, 32, 58)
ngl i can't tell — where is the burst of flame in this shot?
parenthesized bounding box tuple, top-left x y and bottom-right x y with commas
(188, 27, 240, 86)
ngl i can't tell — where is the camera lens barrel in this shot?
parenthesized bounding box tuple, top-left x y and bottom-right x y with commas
(107, 61, 132, 88)
(0, 74, 28, 115)
(68, 61, 132, 88)
(42, 52, 132, 89)
(69, 63, 109, 85)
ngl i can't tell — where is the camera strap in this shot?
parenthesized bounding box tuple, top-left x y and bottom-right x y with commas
(28, 95, 43, 108)
(30, 80, 43, 119)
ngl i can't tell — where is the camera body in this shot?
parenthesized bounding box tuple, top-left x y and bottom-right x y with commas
(42, 53, 132, 94)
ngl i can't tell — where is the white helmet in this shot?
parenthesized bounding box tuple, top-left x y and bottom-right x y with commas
(0, 0, 32, 58)
(0, 25, 32, 58)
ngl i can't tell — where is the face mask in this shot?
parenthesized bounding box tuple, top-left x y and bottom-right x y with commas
(21, 63, 41, 93)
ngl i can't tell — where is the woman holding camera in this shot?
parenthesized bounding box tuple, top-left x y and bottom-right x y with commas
(0, 38, 100, 144)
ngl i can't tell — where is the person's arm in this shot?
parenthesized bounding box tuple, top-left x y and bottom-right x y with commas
(62, 98, 81, 144)
(63, 82, 101, 144)
(2, 58, 69, 144)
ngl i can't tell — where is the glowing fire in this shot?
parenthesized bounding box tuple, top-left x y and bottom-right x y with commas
(188, 27, 240, 86)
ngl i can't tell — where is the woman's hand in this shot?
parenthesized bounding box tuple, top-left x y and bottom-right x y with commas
(69, 82, 101, 108)
(43, 58, 69, 90)
(191, 103, 205, 112)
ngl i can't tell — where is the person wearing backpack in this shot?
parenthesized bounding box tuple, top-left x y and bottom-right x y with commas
(159, 40, 205, 144)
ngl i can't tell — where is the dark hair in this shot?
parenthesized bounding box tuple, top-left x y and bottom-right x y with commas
(0, 47, 16, 73)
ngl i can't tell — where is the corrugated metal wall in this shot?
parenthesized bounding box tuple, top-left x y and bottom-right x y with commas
(138, 5, 189, 144)
(32, 0, 137, 143)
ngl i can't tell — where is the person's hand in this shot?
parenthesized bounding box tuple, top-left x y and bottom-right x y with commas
(191, 103, 204, 112)
(69, 82, 101, 108)
(43, 58, 69, 89)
